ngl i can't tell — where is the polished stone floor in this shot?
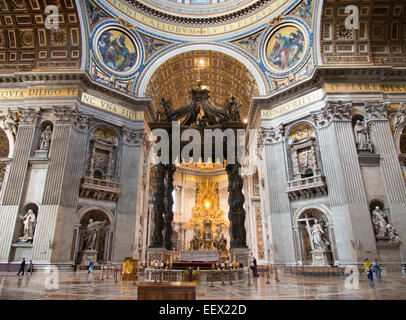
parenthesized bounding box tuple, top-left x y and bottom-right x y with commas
(0, 270, 405, 300)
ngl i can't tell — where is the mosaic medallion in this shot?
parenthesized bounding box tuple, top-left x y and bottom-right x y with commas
(94, 27, 140, 76)
(264, 24, 308, 74)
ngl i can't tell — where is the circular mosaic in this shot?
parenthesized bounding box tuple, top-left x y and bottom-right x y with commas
(94, 27, 140, 76)
(264, 24, 308, 74)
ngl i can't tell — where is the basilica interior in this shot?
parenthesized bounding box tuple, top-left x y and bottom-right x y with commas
(0, 0, 406, 300)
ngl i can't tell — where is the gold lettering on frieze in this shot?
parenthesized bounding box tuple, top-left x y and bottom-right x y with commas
(324, 83, 406, 93)
(0, 87, 79, 100)
(105, 0, 288, 36)
(81, 92, 144, 121)
(261, 89, 325, 120)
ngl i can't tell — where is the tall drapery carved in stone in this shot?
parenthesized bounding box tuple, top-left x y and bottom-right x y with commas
(163, 164, 176, 250)
(226, 163, 247, 248)
(150, 163, 166, 247)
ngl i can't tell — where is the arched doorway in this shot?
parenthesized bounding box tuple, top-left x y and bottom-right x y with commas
(293, 206, 336, 266)
(74, 208, 114, 264)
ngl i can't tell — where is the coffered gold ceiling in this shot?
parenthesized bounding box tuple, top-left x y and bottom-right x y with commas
(146, 51, 258, 121)
(0, 0, 82, 71)
(320, 0, 406, 66)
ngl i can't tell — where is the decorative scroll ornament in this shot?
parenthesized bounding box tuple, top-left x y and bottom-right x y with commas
(53, 106, 76, 124)
(122, 127, 144, 146)
(73, 112, 92, 132)
(312, 101, 352, 128)
(260, 124, 285, 144)
(18, 107, 40, 126)
(364, 100, 390, 121)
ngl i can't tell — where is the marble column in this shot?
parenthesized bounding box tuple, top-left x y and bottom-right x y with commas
(33, 107, 90, 263)
(367, 101, 406, 262)
(259, 125, 296, 265)
(112, 127, 144, 261)
(312, 101, 377, 265)
(0, 108, 39, 262)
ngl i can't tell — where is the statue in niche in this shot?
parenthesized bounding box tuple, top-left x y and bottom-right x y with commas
(371, 206, 388, 239)
(82, 219, 107, 250)
(18, 209, 37, 243)
(386, 224, 401, 245)
(354, 119, 372, 152)
(38, 125, 52, 151)
(0, 109, 18, 141)
(310, 219, 329, 250)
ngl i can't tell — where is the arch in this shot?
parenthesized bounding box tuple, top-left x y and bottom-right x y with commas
(137, 43, 268, 97)
(75, 206, 115, 226)
(293, 204, 333, 226)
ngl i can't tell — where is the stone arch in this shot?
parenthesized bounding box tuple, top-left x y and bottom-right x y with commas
(137, 43, 268, 98)
(73, 206, 115, 264)
(293, 205, 336, 265)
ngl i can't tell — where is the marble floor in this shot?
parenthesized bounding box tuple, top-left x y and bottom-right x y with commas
(0, 270, 405, 300)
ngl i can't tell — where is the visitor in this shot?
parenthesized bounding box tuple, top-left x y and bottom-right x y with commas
(372, 259, 382, 282)
(26, 259, 34, 274)
(364, 258, 373, 285)
(250, 257, 259, 277)
(86, 258, 94, 284)
(17, 257, 26, 276)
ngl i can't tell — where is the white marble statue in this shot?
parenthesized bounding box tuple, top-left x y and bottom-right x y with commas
(83, 219, 107, 250)
(18, 209, 37, 243)
(387, 224, 401, 245)
(310, 219, 329, 250)
(354, 119, 371, 151)
(39, 125, 52, 151)
(371, 206, 388, 239)
(0, 109, 18, 140)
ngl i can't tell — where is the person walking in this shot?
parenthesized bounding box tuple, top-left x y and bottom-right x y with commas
(26, 260, 34, 274)
(364, 258, 374, 286)
(17, 257, 26, 276)
(372, 259, 382, 282)
(86, 258, 94, 284)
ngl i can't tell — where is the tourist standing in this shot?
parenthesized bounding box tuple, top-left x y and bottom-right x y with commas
(372, 259, 382, 282)
(364, 258, 373, 284)
(26, 259, 34, 274)
(86, 258, 94, 284)
(250, 257, 259, 277)
(17, 257, 26, 276)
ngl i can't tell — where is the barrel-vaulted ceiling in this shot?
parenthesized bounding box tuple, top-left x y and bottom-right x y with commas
(145, 50, 258, 121)
(0, 0, 82, 72)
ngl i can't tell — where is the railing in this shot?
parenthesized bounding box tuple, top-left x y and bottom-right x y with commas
(286, 175, 328, 200)
(80, 176, 121, 201)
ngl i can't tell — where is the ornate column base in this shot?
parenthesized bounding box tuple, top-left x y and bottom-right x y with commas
(311, 249, 330, 266)
(230, 248, 250, 267)
(146, 247, 172, 265)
